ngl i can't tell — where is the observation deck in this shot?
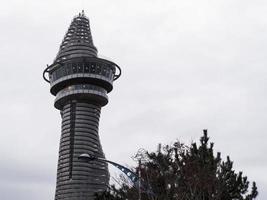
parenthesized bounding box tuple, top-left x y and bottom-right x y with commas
(43, 11, 121, 110)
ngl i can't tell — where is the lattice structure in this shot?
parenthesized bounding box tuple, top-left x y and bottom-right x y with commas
(43, 11, 121, 200)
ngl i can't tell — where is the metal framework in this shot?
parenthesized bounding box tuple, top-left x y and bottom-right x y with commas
(78, 154, 155, 198)
(44, 11, 121, 200)
(78, 154, 139, 184)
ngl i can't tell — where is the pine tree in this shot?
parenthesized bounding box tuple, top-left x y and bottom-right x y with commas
(96, 130, 258, 200)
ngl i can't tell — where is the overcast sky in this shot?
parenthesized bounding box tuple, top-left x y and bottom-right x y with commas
(0, 0, 266, 199)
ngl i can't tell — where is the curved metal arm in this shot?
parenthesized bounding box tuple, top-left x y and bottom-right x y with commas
(43, 64, 51, 83)
(43, 62, 63, 83)
(113, 64, 121, 81)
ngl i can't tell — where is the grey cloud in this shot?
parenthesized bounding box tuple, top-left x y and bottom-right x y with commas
(0, 0, 266, 199)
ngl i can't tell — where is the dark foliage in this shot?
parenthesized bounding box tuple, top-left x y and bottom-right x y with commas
(96, 130, 258, 200)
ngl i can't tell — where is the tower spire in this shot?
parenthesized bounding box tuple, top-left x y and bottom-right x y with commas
(55, 12, 97, 62)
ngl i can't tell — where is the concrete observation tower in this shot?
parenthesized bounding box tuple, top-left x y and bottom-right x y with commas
(43, 11, 121, 200)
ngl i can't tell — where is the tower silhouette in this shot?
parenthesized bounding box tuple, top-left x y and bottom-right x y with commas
(43, 11, 121, 200)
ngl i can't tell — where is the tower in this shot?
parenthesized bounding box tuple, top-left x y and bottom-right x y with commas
(43, 11, 121, 200)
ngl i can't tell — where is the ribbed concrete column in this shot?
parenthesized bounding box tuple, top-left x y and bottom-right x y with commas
(55, 101, 109, 200)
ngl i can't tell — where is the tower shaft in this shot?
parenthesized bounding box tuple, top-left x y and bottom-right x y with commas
(55, 101, 109, 199)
